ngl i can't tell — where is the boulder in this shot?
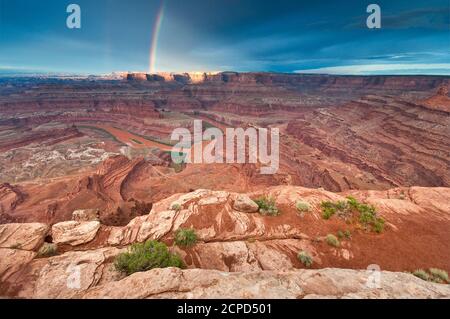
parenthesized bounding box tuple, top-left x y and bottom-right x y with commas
(0, 223, 49, 251)
(232, 194, 259, 213)
(52, 221, 101, 246)
(0, 248, 36, 283)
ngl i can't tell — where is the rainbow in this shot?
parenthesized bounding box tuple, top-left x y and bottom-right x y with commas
(149, 1, 165, 74)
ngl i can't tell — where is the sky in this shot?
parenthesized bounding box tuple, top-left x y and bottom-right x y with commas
(0, 0, 449, 75)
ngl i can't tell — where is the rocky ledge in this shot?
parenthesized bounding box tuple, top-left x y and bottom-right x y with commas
(0, 186, 449, 299)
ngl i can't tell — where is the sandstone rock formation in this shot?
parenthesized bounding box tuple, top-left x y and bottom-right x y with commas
(0, 73, 449, 299)
(0, 223, 48, 250)
(1, 74, 449, 227)
(232, 194, 259, 213)
(0, 187, 448, 299)
(52, 221, 101, 246)
(81, 267, 450, 299)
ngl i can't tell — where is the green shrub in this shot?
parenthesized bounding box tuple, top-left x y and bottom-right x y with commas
(297, 251, 313, 268)
(326, 234, 340, 247)
(372, 218, 385, 233)
(37, 243, 57, 258)
(413, 269, 430, 281)
(344, 230, 352, 239)
(296, 201, 311, 213)
(322, 197, 385, 233)
(174, 228, 198, 248)
(337, 230, 344, 240)
(114, 240, 184, 276)
(255, 197, 279, 216)
(171, 203, 182, 211)
(320, 201, 337, 220)
(429, 268, 449, 284)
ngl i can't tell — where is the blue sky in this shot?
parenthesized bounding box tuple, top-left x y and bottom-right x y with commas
(0, 0, 449, 75)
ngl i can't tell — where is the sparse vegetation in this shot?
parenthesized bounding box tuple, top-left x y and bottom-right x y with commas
(429, 268, 449, 284)
(321, 196, 386, 233)
(413, 268, 449, 284)
(131, 138, 143, 145)
(337, 230, 344, 240)
(114, 240, 184, 276)
(297, 251, 313, 268)
(171, 203, 182, 211)
(413, 269, 430, 281)
(296, 201, 311, 213)
(255, 197, 279, 216)
(326, 234, 340, 247)
(344, 230, 352, 239)
(320, 201, 337, 220)
(174, 228, 198, 248)
(37, 243, 58, 258)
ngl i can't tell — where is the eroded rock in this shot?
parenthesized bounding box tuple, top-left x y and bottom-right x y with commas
(233, 194, 259, 213)
(81, 267, 450, 299)
(0, 223, 49, 251)
(52, 221, 101, 246)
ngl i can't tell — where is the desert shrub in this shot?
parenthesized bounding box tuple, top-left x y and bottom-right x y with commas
(359, 204, 385, 233)
(114, 240, 184, 276)
(297, 251, 313, 268)
(296, 201, 311, 213)
(326, 234, 340, 247)
(174, 228, 198, 248)
(413, 269, 430, 281)
(37, 243, 57, 258)
(171, 203, 182, 211)
(429, 268, 449, 284)
(320, 201, 336, 220)
(255, 197, 279, 216)
(322, 197, 385, 233)
(344, 230, 352, 239)
(337, 230, 344, 240)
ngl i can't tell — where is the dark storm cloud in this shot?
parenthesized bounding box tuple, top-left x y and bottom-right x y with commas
(0, 0, 449, 74)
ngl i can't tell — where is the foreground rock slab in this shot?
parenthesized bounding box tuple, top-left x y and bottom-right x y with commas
(0, 223, 48, 251)
(52, 221, 101, 246)
(81, 267, 450, 299)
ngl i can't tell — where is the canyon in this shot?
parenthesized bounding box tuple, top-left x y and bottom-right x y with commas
(0, 72, 449, 298)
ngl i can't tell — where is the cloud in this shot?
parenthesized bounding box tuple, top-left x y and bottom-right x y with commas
(295, 63, 450, 75)
(345, 6, 450, 30)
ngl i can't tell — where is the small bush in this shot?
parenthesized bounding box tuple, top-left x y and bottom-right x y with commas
(413, 269, 430, 281)
(344, 230, 352, 239)
(323, 197, 385, 233)
(255, 197, 279, 216)
(114, 240, 184, 276)
(171, 203, 182, 211)
(429, 268, 449, 284)
(297, 251, 313, 268)
(37, 243, 57, 258)
(296, 201, 311, 213)
(412, 268, 448, 284)
(321, 201, 337, 220)
(326, 234, 340, 247)
(174, 228, 198, 248)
